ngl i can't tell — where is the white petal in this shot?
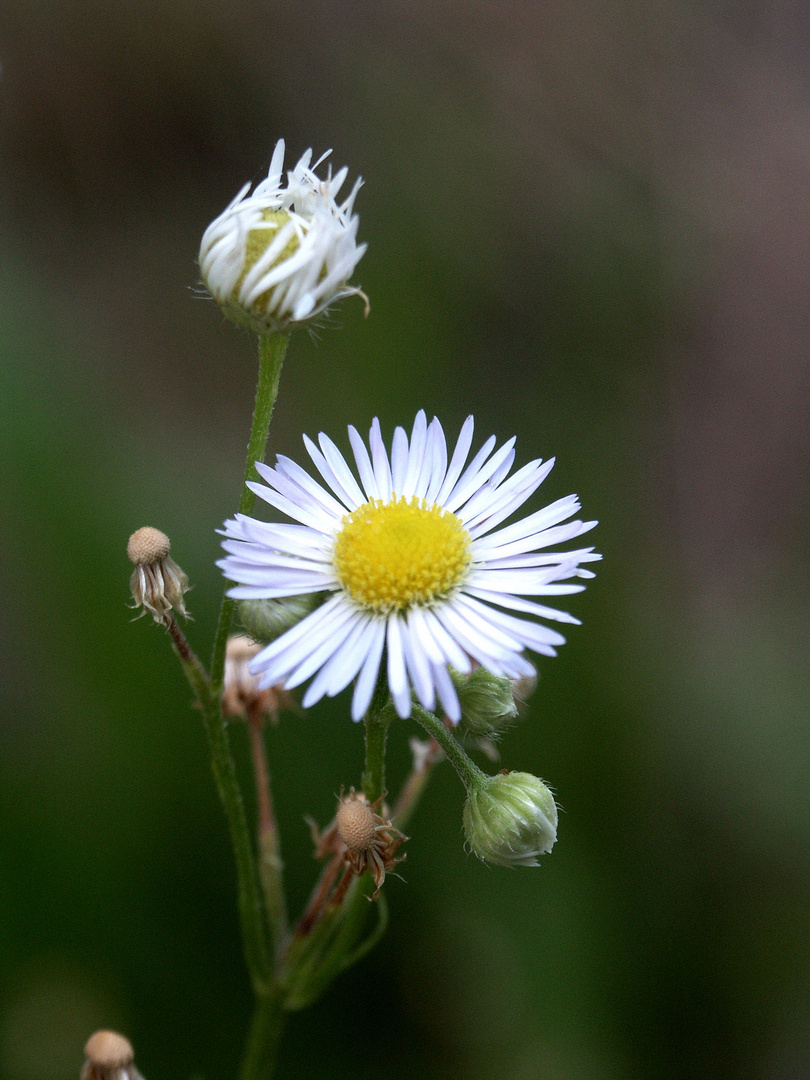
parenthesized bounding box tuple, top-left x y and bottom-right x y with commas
(423, 417, 449, 503)
(434, 415, 474, 505)
(474, 495, 583, 551)
(464, 586, 581, 624)
(317, 433, 367, 507)
(351, 620, 387, 720)
(401, 410, 428, 498)
(386, 614, 412, 717)
(391, 425, 409, 494)
(400, 616, 436, 711)
(419, 607, 473, 673)
(369, 418, 392, 501)
(433, 662, 461, 723)
(444, 437, 515, 514)
(348, 425, 379, 499)
(301, 615, 377, 705)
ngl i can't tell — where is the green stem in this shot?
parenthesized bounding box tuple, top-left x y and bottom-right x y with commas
(195, 331, 288, 998)
(410, 704, 487, 792)
(239, 988, 287, 1080)
(199, 694, 273, 994)
(167, 617, 272, 993)
(211, 331, 289, 696)
(248, 711, 289, 956)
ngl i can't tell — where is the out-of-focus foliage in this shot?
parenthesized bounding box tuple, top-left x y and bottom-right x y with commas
(1, 3, 809, 1078)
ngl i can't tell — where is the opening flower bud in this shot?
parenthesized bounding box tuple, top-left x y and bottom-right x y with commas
(463, 771, 558, 867)
(199, 140, 367, 334)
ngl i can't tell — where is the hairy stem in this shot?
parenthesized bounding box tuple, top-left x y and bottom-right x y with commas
(211, 331, 289, 696)
(410, 704, 487, 792)
(248, 710, 288, 954)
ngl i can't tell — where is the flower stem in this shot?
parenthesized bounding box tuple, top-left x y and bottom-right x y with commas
(392, 738, 444, 830)
(211, 330, 289, 696)
(239, 986, 286, 1080)
(410, 704, 487, 792)
(247, 709, 288, 954)
(166, 616, 272, 993)
(194, 330, 288, 1000)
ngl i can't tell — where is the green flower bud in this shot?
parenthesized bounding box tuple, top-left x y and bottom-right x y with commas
(238, 595, 319, 643)
(463, 772, 558, 867)
(451, 667, 519, 738)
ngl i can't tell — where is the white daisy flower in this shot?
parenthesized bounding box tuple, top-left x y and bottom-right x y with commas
(199, 139, 367, 333)
(218, 413, 600, 723)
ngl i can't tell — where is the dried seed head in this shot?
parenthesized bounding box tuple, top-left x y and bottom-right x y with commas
(84, 1032, 133, 1069)
(222, 634, 296, 721)
(336, 797, 378, 853)
(81, 1030, 143, 1080)
(126, 527, 171, 566)
(127, 527, 190, 626)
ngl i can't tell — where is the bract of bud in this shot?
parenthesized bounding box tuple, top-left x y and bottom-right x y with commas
(462, 771, 558, 867)
(222, 634, 296, 721)
(199, 139, 367, 334)
(238, 594, 319, 644)
(451, 666, 519, 738)
(81, 1030, 144, 1080)
(511, 667, 538, 714)
(127, 527, 189, 627)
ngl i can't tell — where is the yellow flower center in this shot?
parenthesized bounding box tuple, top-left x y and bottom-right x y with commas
(237, 209, 301, 300)
(333, 496, 472, 613)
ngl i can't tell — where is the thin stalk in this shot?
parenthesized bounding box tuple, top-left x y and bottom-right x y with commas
(362, 673, 392, 803)
(410, 704, 487, 792)
(248, 709, 288, 953)
(391, 738, 443, 830)
(239, 987, 287, 1080)
(166, 618, 272, 993)
(211, 331, 289, 696)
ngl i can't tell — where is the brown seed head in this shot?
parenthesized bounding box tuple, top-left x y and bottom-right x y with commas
(127, 527, 171, 566)
(336, 797, 378, 853)
(84, 1031, 134, 1069)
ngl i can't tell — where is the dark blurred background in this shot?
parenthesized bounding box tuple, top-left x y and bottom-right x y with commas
(2, 2, 809, 1078)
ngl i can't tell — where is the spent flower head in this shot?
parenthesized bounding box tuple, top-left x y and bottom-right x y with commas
(199, 140, 367, 333)
(127, 526, 189, 626)
(81, 1031, 143, 1080)
(313, 788, 407, 900)
(218, 412, 600, 722)
(463, 771, 558, 867)
(222, 634, 297, 721)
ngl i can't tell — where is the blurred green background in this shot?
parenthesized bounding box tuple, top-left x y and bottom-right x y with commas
(2, 2, 809, 1078)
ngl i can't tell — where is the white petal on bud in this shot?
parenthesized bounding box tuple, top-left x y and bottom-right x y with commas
(199, 140, 367, 333)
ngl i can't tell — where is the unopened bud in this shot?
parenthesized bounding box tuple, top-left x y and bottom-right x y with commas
(81, 1030, 143, 1080)
(127, 527, 189, 626)
(238, 594, 318, 643)
(463, 771, 558, 867)
(451, 667, 519, 738)
(222, 634, 296, 721)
